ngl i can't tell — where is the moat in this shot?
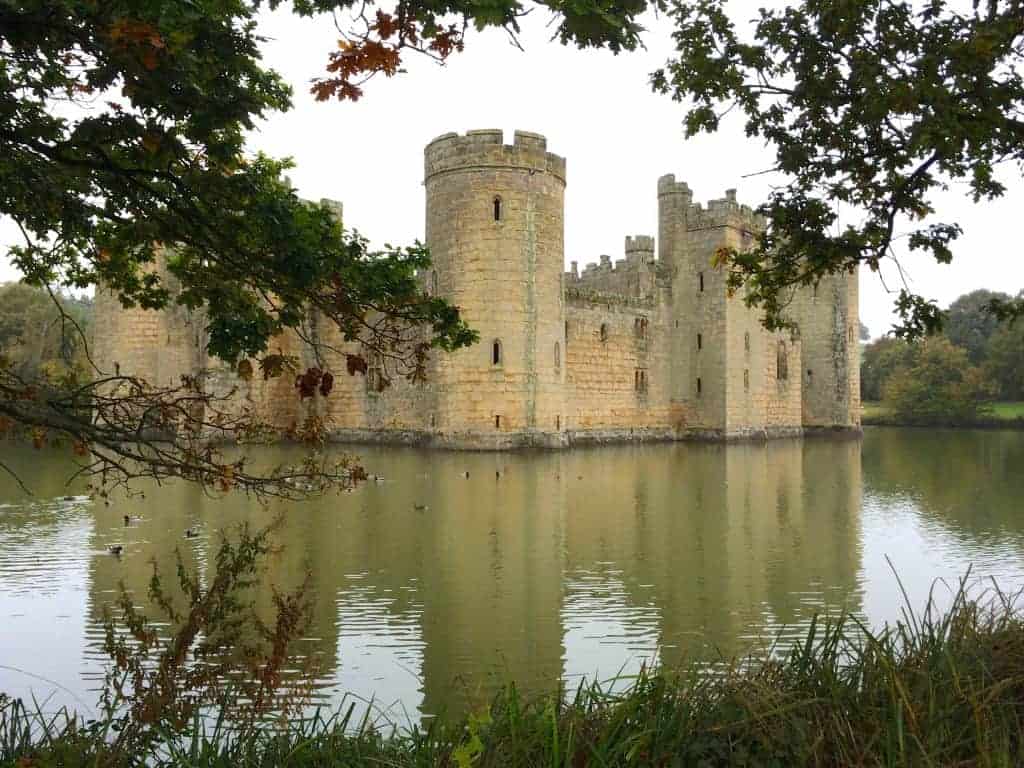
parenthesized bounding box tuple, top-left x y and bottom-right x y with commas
(2, 427, 1024, 723)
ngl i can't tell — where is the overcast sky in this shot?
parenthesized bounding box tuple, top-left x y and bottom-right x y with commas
(2, 1, 1021, 339)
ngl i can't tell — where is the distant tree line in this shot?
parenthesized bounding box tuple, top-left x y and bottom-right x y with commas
(0, 283, 93, 384)
(861, 289, 1024, 425)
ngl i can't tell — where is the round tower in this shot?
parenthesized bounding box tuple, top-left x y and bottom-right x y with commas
(424, 129, 566, 447)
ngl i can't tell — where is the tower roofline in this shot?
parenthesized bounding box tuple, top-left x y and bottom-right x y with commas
(424, 129, 566, 185)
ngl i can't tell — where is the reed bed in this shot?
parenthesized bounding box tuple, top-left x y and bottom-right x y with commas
(4, 577, 1024, 767)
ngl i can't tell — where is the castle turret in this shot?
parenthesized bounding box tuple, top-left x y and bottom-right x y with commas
(659, 178, 801, 438)
(794, 272, 861, 430)
(424, 129, 567, 447)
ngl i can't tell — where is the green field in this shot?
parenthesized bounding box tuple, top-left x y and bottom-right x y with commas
(991, 402, 1024, 419)
(862, 401, 1024, 425)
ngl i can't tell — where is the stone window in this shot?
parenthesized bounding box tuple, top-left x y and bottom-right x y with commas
(366, 351, 385, 393)
(744, 332, 750, 353)
(495, 414, 501, 429)
(743, 369, 749, 391)
(600, 323, 609, 342)
(430, 414, 436, 428)
(565, 320, 569, 342)
(492, 339, 502, 366)
(697, 333, 702, 350)
(635, 369, 647, 393)
(367, 367, 383, 393)
(699, 272, 704, 292)
(807, 369, 813, 385)
(431, 270, 438, 295)
(493, 196, 502, 222)
(556, 415, 561, 430)
(696, 377, 702, 396)
(635, 317, 648, 338)
(554, 342, 561, 370)
(777, 341, 788, 380)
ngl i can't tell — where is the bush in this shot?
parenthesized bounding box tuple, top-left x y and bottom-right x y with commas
(882, 337, 993, 425)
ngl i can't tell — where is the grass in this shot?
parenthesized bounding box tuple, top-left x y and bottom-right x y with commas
(991, 402, 1024, 419)
(4, 576, 1024, 767)
(863, 401, 1024, 428)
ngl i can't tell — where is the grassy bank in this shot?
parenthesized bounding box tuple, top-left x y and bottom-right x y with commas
(863, 400, 1024, 428)
(4, 582, 1024, 767)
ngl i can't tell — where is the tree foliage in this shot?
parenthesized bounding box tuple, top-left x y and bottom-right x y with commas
(652, 0, 1024, 336)
(0, 282, 92, 381)
(288, 0, 652, 102)
(860, 335, 917, 402)
(983, 318, 1024, 400)
(882, 337, 993, 425)
(944, 288, 1012, 363)
(0, 0, 644, 493)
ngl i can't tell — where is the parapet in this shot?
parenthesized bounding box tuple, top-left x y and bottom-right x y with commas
(659, 175, 767, 232)
(624, 235, 655, 263)
(685, 189, 767, 233)
(424, 129, 566, 184)
(657, 174, 693, 203)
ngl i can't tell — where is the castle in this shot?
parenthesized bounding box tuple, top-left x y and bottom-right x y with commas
(93, 129, 860, 449)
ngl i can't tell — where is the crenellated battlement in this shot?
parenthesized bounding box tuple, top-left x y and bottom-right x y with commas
(566, 233, 663, 300)
(424, 129, 566, 184)
(624, 235, 654, 260)
(685, 189, 767, 233)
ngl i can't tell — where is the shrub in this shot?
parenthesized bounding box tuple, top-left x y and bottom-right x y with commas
(882, 337, 994, 425)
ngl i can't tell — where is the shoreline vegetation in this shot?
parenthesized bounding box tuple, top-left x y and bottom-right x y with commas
(862, 401, 1024, 429)
(4, 579, 1024, 767)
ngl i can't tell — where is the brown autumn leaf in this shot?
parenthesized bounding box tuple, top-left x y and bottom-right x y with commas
(345, 354, 368, 376)
(260, 353, 298, 380)
(319, 371, 334, 397)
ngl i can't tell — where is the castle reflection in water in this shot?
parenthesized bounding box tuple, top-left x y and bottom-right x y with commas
(1, 435, 883, 720)
(7, 429, 1024, 722)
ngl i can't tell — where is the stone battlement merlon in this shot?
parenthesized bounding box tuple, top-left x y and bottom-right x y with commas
(424, 129, 567, 184)
(657, 174, 693, 202)
(658, 174, 767, 233)
(685, 196, 767, 233)
(624, 235, 655, 258)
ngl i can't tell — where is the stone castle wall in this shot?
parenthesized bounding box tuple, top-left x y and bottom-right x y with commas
(93, 130, 861, 450)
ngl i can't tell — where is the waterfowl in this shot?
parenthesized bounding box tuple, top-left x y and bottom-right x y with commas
(108, 545, 123, 556)
(413, 503, 429, 511)
(185, 528, 198, 538)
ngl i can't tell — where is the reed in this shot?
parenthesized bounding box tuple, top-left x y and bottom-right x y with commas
(4, 574, 1024, 767)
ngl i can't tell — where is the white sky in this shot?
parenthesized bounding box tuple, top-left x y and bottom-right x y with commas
(2, 2, 1021, 339)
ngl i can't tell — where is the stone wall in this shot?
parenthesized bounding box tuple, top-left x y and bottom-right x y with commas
(93, 131, 861, 450)
(563, 290, 677, 441)
(566, 236, 659, 299)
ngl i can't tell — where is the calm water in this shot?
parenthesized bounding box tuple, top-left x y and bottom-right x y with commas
(2, 428, 1024, 723)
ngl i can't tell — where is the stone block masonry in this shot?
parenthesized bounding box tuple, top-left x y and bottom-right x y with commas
(93, 130, 860, 449)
